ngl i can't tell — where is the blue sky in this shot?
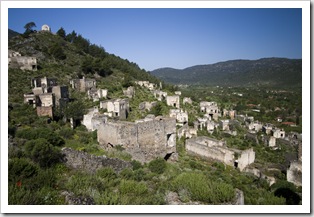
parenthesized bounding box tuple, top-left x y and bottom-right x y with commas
(8, 8, 302, 71)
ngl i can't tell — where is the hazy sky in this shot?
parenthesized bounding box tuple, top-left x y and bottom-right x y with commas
(8, 8, 302, 71)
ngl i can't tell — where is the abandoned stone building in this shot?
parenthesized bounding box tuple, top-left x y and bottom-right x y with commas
(219, 119, 230, 131)
(138, 101, 157, 111)
(97, 115, 177, 162)
(237, 114, 254, 123)
(123, 86, 135, 98)
(185, 136, 255, 171)
(87, 87, 108, 102)
(248, 121, 263, 133)
(272, 128, 285, 139)
(169, 109, 188, 125)
(41, 24, 51, 32)
(223, 109, 236, 120)
(135, 81, 156, 90)
(24, 77, 69, 118)
(99, 98, 129, 120)
(183, 97, 192, 105)
(166, 95, 180, 108)
(177, 124, 197, 139)
(174, 91, 181, 96)
(8, 50, 37, 71)
(262, 123, 274, 135)
(200, 101, 220, 121)
(153, 90, 168, 101)
(194, 116, 217, 134)
(70, 77, 96, 92)
(82, 107, 108, 131)
(32, 77, 58, 92)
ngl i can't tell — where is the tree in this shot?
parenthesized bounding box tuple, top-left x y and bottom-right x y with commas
(66, 30, 77, 43)
(56, 27, 66, 39)
(23, 22, 36, 36)
(49, 43, 66, 60)
(64, 100, 86, 121)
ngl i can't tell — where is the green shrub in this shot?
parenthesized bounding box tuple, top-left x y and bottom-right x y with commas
(16, 127, 64, 147)
(172, 172, 235, 204)
(119, 168, 134, 180)
(8, 158, 38, 183)
(131, 160, 143, 170)
(148, 158, 166, 174)
(24, 138, 62, 167)
(119, 180, 148, 196)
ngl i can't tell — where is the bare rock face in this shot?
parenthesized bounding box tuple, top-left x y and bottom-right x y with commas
(61, 147, 132, 174)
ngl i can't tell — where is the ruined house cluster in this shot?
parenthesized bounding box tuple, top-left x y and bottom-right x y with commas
(20, 73, 301, 187)
(24, 77, 69, 118)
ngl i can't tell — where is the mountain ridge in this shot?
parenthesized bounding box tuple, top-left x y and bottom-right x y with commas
(151, 58, 302, 87)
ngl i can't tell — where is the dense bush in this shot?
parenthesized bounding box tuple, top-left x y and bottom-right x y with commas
(24, 138, 62, 167)
(148, 158, 167, 174)
(16, 127, 64, 147)
(172, 172, 235, 204)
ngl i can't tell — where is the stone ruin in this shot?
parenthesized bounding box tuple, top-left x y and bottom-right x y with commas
(70, 77, 96, 92)
(185, 136, 255, 171)
(223, 109, 236, 120)
(135, 80, 156, 90)
(287, 142, 302, 187)
(99, 98, 129, 120)
(123, 86, 135, 98)
(82, 107, 108, 131)
(24, 77, 69, 118)
(87, 87, 108, 102)
(153, 90, 168, 101)
(248, 121, 263, 133)
(166, 95, 180, 108)
(200, 101, 220, 121)
(97, 115, 177, 163)
(183, 97, 192, 105)
(8, 50, 37, 71)
(177, 124, 197, 139)
(169, 109, 188, 125)
(138, 101, 157, 111)
(219, 119, 230, 131)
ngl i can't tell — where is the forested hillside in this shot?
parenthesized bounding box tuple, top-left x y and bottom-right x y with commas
(151, 58, 302, 87)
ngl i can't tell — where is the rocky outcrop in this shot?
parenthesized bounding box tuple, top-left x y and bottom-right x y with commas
(61, 191, 95, 205)
(61, 147, 131, 174)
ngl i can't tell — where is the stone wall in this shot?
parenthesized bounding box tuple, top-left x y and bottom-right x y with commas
(61, 147, 132, 174)
(186, 137, 234, 167)
(186, 137, 255, 171)
(237, 148, 255, 171)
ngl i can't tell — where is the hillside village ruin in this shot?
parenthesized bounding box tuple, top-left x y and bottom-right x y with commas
(10, 24, 302, 193)
(19, 71, 302, 188)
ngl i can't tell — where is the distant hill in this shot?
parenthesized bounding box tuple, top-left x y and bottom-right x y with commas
(151, 58, 302, 87)
(8, 29, 20, 39)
